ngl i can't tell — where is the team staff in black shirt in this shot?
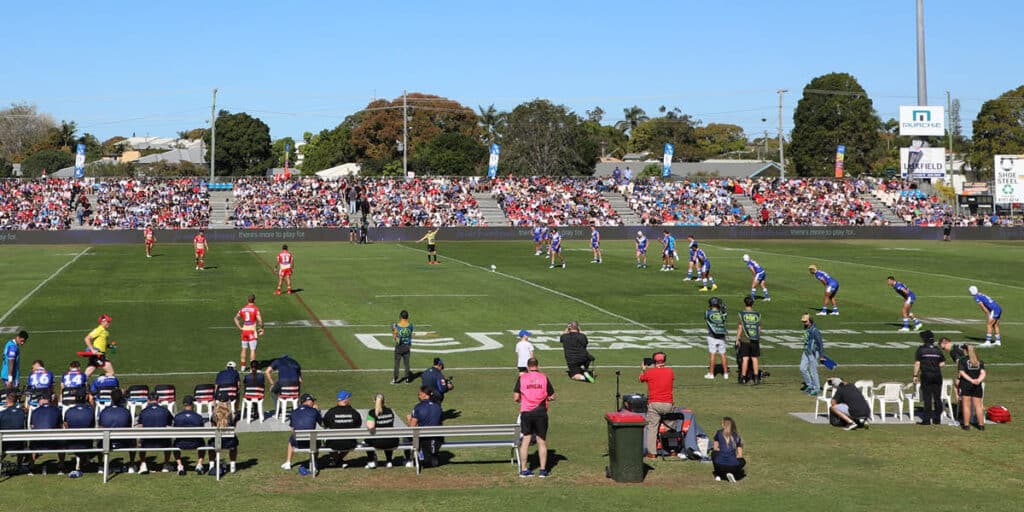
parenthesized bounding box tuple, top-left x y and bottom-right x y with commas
(913, 331, 946, 426)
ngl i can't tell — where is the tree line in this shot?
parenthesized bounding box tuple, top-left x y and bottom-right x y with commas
(3, 74, 1022, 178)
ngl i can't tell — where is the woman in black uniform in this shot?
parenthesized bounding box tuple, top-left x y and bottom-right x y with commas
(365, 393, 402, 468)
(957, 345, 987, 430)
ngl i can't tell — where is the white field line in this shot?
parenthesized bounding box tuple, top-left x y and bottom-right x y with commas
(0, 247, 92, 325)
(115, 361, 1024, 377)
(374, 294, 489, 298)
(704, 242, 1024, 292)
(206, 323, 433, 330)
(103, 298, 215, 303)
(537, 322, 702, 326)
(397, 244, 654, 330)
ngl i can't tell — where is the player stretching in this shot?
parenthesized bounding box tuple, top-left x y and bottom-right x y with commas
(634, 231, 648, 269)
(684, 235, 699, 280)
(234, 294, 265, 372)
(548, 228, 565, 269)
(969, 286, 1001, 346)
(532, 225, 545, 256)
(417, 229, 440, 265)
(83, 315, 115, 378)
(276, 244, 294, 294)
(143, 225, 155, 258)
(589, 226, 602, 264)
(808, 265, 839, 316)
(193, 230, 208, 270)
(887, 276, 922, 332)
(743, 254, 770, 301)
(695, 245, 716, 291)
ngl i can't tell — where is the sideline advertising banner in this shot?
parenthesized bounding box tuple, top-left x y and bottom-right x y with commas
(899, 105, 945, 136)
(900, 146, 946, 179)
(994, 155, 1024, 204)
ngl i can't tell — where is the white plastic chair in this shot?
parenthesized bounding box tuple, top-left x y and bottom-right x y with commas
(854, 380, 876, 420)
(241, 385, 265, 424)
(939, 379, 957, 422)
(904, 382, 920, 421)
(814, 381, 836, 418)
(874, 383, 904, 422)
(275, 384, 301, 422)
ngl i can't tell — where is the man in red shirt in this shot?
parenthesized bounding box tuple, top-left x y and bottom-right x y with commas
(193, 230, 208, 270)
(233, 294, 264, 373)
(639, 352, 675, 459)
(275, 244, 293, 295)
(143, 225, 155, 258)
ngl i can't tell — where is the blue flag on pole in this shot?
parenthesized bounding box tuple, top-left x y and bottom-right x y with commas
(488, 143, 500, 178)
(662, 143, 674, 177)
(74, 143, 86, 178)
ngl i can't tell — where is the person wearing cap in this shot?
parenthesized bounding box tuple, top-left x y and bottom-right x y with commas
(322, 390, 362, 468)
(913, 330, 945, 425)
(282, 393, 321, 471)
(421, 357, 453, 404)
(634, 230, 648, 269)
(514, 357, 555, 477)
(98, 388, 136, 472)
(515, 330, 535, 374)
(392, 310, 414, 384)
(365, 393, 400, 469)
(28, 392, 64, 474)
(407, 386, 443, 468)
(216, 361, 241, 396)
(2, 330, 28, 390)
(136, 391, 174, 474)
(172, 395, 207, 475)
(83, 315, 115, 378)
(742, 254, 769, 302)
(63, 389, 96, 476)
(808, 265, 840, 316)
(639, 352, 674, 459)
(559, 321, 594, 383)
(828, 378, 871, 430)
(968, 286, 1001, 347)
(799, 314, 825, 395)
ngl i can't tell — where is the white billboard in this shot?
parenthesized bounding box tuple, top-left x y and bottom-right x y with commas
(994, 155, 1024, 204)
(900, 145, 946, 179)
(899, 105, 945, 136)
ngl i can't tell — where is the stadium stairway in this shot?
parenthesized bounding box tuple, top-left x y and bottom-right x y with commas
(209, 190, 235, 229)
(471, 191, 510, 226)
(602, 192, 642, 225)
(865, 191, 904, 225)
(71, 188, 98, 230)
(732, 193, 757, 218)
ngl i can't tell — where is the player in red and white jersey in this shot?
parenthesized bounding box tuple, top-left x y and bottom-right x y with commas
(193, 230, 208, 270)
(233, 294, 264, 372)
(275, 244, 294, 295)
(144, 225, 155, 258)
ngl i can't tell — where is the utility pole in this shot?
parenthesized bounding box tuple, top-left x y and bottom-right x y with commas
(777, 89, 787, 179)
(916, 0, 928, 105)
(210, 88, 217, 181)
(946, 91, 954, 157)
(763, 130, 769, 161)
(402, 90, 408, 176)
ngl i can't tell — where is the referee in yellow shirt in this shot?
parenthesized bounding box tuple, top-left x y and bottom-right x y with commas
(417, 229, 440, 265)
(84, 314, 115, 378)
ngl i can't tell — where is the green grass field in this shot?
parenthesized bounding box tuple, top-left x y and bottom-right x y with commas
(1, 238, 1022, 511)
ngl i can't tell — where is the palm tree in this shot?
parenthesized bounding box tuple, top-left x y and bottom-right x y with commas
(58, 120, 78, 150)
(477, 104, 507, 145)
(614, 106, 648, 135)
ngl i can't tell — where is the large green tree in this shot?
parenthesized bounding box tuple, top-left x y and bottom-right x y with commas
(410, 132, 487, 175)
(270, 137, 298, 168)
(203, 110, 273, 176)
(584, 121, 628, 160)
(789, 73, 882, 176)
(970, 84, 1024, 177)
(502, 99, 597, 176)
(693, 123, 747, 160)
(628, 116, 697, 161)
(477, 104, 507, 146)
(349, 93, 479, 163)
(20, 148, 74, 177)
(300, 124, 357, 173)
(0, 103, 56, 162)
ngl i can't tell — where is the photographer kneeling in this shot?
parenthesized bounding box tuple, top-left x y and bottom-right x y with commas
(828, 377, 871, 431)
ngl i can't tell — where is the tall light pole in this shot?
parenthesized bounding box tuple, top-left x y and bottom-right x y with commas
(402, 90, 408, 176)
(777, 89, 787, 179)
(916, 0, 928, 105)
(210, 88, 217, 181)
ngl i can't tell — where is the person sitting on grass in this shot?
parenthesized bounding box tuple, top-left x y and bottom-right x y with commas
(711, 416, 745, 482)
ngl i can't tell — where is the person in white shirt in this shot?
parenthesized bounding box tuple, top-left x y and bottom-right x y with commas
(515, 330, 535, 373)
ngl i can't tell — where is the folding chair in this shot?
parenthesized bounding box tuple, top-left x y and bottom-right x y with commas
(59, 388, 80, 414)
(241, 384, 265, 424)
(154, 384, 177, 414)
(853, 380, 876, 420)
(874, 383, 905, 422)
(126, 384, 151, 420)
(275, 384, 301, 422)
(193, 384, 216, 417)
(93, 388, 115, 422)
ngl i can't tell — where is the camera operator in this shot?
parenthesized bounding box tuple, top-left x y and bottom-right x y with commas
(559, 321, 595, 382)
(421, 357, 453, 404)
(639, 352, 675, 459)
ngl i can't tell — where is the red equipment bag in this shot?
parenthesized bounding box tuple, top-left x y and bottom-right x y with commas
(986, 406, 1011, 423)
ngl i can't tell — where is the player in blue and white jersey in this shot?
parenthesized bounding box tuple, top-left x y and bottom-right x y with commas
(743, 254, 770, 301)
(695, 247, 716, 291)
(590, 225, 602, 264)
(532, 226, 545, 256)
(808, 265, 839, 316)
(660, 231, 677, 271)
(62, 361, 86, 394)
(26, 360, 54, 395)
(634, 231, 648, 269)
(684, 235, 699, 281)
(548, 228, 565, 269)
(969, 285, 1001, 346)
(887, 276, 922, 332)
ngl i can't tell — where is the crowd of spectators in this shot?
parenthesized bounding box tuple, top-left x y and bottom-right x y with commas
(364, 177, 485, 227)
(875, 179, 955, 226)
(626, 178, 748, 226)
(0, 179, 85, 230)
(491, 176, 622, 226)
(87, 178, 209, 230)
(231, 177, 349, 229)
(742, 177, 884, 226)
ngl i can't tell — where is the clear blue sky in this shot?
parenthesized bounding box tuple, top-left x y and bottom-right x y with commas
(2, 0, 1017, 142)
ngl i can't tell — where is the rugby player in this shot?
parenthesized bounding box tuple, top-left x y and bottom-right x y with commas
(887, 276, 922, 332)
(532, 225, 545, 256)
(275, 244, 294, 294)
(660, 231, 677, 271)
(143, 225, 155, 258)
(417, 229, 440, 265)
(589, 225, 602, 264)
(634, 231, 648, 269)
(743, 254, 770, 301)
(83, 315, 115, 378)
(193, 230, 208, 270)
(695, 245, 717, 291)
(234, 294, 265, 372)
(969, 286, 1001, 346)
(548, 228, 565, 269)
(684, 235, 698, 280)
(808, 265, 839, 316)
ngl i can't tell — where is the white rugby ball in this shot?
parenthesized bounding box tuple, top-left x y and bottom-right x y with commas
(490, 264, 497, 272)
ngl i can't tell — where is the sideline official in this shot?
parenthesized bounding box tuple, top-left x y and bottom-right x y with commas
(913, 330, 945, 425)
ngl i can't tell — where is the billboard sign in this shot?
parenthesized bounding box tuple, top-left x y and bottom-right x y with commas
(662, 143, 673, 177)
(74, 143, 86, 178)
(900, 145, 946, 178)
(994, 155, 1024, 204)
(834, 145, 845, 178)
(487, 144, 500, 178)
(899, 105, 945, 136)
